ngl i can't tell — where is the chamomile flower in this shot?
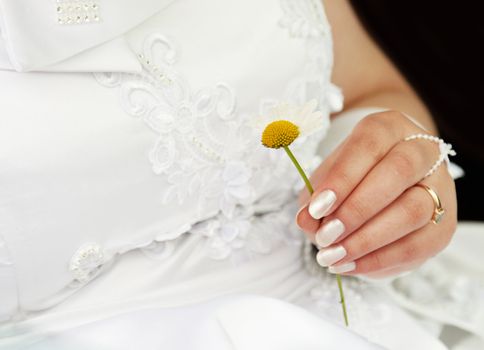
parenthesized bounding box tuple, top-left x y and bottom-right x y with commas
(255, 98, 349, 326)
(254, 99, 326, 149)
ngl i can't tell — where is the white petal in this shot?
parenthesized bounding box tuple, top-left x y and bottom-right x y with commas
(251, 99, 326, 139)
(299, 111, 326, 136)
(299, 99, 318, 119)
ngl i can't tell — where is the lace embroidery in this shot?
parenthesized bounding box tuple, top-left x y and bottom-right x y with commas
(94, 0, 338, 261)
(279, 0, 343, 113)
(279, 0, 329, 38)
(191, 202, 303, 261)
(69, 243, 105, 283)
(96, 34, 256, 220)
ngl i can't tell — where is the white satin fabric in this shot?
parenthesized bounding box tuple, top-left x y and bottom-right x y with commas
(0, 0, 483, 349)
(0, 0, 176, 71)
(19, 296, 383, 350)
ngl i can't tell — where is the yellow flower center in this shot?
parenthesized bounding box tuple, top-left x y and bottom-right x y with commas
(261, 120, 300, 149)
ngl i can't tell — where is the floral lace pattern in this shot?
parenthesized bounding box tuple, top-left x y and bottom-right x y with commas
(93, 0, 338, 263)
(69, 243, 105, 283)
(279, 0, 329, 38)
(279, 0, 343, 113)
(191, 202, 303, 261)
(95, 34, 260, 220)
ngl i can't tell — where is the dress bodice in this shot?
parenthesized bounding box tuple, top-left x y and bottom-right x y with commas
(0, 0, 342, 321)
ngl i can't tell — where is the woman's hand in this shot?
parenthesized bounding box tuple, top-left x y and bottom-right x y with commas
(296, 110, 457, 278)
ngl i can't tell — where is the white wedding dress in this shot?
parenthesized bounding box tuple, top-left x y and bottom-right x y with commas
(0, 0, 483, 349)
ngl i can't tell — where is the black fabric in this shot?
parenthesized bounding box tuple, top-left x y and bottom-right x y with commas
(349, 1, 484, 220)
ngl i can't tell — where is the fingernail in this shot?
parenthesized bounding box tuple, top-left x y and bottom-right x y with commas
(315, 219, 345, 247)
(308, 190, 336, 219)
(328, 262, 356, 274)
(316, 245, 346, 267)
(295, 204, 308, 230)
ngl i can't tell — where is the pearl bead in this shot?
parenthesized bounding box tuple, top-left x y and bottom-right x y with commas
(404, 133, 456, 178)
(56, 1, 100, 25)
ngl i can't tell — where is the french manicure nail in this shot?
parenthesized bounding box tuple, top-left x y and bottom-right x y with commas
(328, 262, 356, 274)
(315, 219, 345, 247)
(295, 205, 307, 230)
(308, 190, 336, 219)
(316, 245, 346, 267)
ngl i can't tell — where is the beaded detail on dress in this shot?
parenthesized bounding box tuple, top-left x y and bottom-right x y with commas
(69, 243, 105, 284)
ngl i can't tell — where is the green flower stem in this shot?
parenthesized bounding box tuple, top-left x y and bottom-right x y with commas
(335, 273, 349, 326)
(283, 145, 314, 194)
(283, 145, 349, 327)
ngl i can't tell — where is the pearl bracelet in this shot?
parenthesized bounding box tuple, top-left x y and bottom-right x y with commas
(404, 133, 456, 178)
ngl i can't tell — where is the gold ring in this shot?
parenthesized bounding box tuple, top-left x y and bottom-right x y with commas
(415, 183, 445, 224)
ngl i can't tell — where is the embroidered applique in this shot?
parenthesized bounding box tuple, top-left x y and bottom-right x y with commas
(95, 34, 259, 220)
(69, 243, 105, 283)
